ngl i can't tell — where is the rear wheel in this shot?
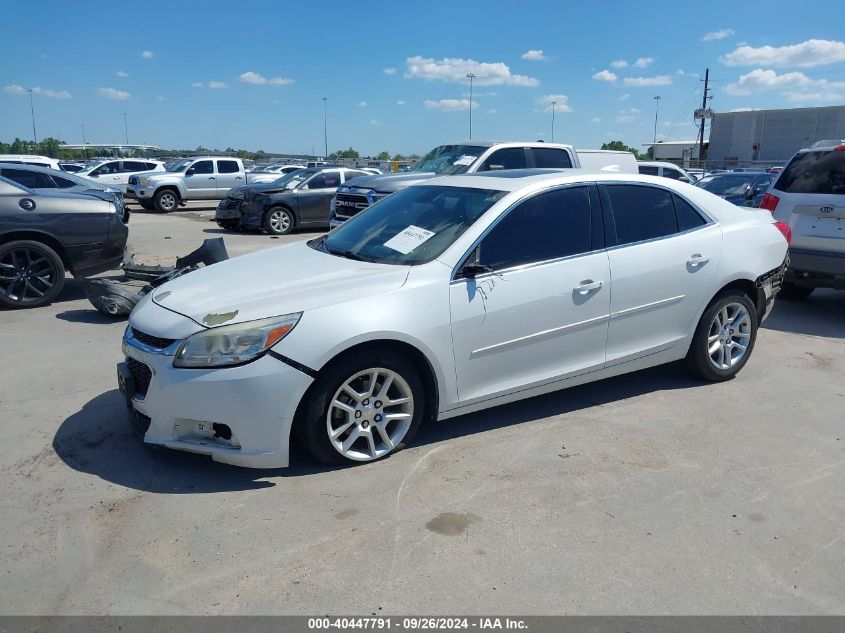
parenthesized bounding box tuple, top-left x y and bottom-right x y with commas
(0, 240, 66, 309)
(779, 281, 814, 301)
(153, 189, 179, 213)
(685, 290, 758, 382)
(264, 206, 294, 235)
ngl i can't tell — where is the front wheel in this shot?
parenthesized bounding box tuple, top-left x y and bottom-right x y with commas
(153, 189, 179, 213)
(298, 349, 426, 465)
(685, 290, 758, 382)
(0, 240, 66, 309)
(264, 206, 294, 235)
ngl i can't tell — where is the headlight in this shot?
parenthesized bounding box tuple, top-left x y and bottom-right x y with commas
(330, 197, 337, 212)
(139, 176, 150, 186)
(173, 313, 301, 368)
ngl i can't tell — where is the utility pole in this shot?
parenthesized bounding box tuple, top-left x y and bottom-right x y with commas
(466, 73, 476, 139)
(698, 68, 710, 163)
(551, 100, 557, 142)
(81, 124, 86, 145)
(653, 95, 662, 144)
(28, 89, 38, 143)
(123, 113, 129, 146)
(322, 97, 328, 159)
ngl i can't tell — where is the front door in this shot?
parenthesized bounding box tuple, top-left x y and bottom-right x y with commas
(296, 170, 342, 225)
(184, 160, 217, 198)
(600, 183, 722, 365)
(449, 185, 610, 403)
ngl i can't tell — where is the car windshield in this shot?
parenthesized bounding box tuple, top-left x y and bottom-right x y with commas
(270, 170, 309, 187)
(313, 185, 507, 265)
(775, 150, 845, 194)
(697, 175, 753, 196)
(412, 145, 488, 175)
(165, 159, 192, 173)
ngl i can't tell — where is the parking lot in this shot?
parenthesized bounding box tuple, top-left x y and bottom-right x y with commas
(1, 205, 844, 615)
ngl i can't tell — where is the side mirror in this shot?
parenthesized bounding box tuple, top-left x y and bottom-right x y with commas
(186, 168, 195, 176)
(459, 262, 493, 279)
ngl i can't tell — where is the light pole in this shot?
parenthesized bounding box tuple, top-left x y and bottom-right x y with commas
(653, 95, 662, 144)
(551, 100, 557, 142)
(123, 113, 129, 147)
(466, 72, 476, 139)
(28, 89, 38, 143)
(322, 97, 328, 159)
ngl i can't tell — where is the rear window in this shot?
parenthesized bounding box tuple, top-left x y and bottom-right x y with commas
(775, 150, 845, 194)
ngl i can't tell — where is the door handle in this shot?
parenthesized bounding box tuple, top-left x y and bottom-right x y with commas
(686, 254, 709, 267)
(235, 176, 242, 180)
(574, 280, 603, 294)
(208, 177, 216, 180)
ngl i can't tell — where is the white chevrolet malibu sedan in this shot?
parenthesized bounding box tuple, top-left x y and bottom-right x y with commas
(119, 170, 789, 468)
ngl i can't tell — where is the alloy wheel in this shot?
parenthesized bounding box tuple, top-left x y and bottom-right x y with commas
(158, 192, 177, 211)
(326, 367, 414, 461)
(707, 302, 752, 370)
(0, 247, 58, 304)
(269, 209, 291, 233)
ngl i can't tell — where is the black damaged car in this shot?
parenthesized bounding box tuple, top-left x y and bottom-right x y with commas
(215, 167, 371, 235)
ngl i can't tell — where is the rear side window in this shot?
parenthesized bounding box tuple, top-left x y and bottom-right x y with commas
(674, 195, 707, 231)
(122, 161, 147, 172)
(532, 148, 573, 169)
(480, 148, 526, 171)
(477, 186, 592, 270)
(638, 165, 659, 176)
(607, 185, 677, 245)
(0, 168, 56, 189)
(775, 150, 845, 194)
(51, 175, 77, 188)
(217, 160, 240, 174)
(343, 170, 369, 182)
(663, 168, 682, 180)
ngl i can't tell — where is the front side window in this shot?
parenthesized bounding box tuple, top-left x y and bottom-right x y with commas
(412, 144, 488, 175)
(480, 147, 526, 171)
(217, 160, 240, 174)
(532, 148, 573, 169)
(607, 185, 677, 245)
(317, 185, 507, 265)
(775, 150, 845, 194)
(476, 187, 592, 271)
(189, 160, 214, 175)
(93, 161, 121, 176)
(166, 159, 191, 172)
(305, 172, 341, 189)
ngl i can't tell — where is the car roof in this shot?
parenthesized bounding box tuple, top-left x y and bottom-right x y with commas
(637, 161, 687, 169)
(0, 163, 67, 175)
(427, 169, 691, 192)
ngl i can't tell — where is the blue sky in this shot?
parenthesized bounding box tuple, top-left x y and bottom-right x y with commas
(3, 1, 845, 156)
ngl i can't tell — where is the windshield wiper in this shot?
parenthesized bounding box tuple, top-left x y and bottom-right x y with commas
(327, 247, 368, 262)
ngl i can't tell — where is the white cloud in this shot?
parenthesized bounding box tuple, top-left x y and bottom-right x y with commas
(627, 107, 642, 114)
(536, 94, 573, 113)
(618, 93, 630, 101)
(141, 50, 154, 59)
(239, 71, 294, 86)
(40, 53, 48, 59)
(725, 68, 845, 101)
(358, 101, 367, 107)
(156, 96, 165, 101)
(701, 28, 734, 42)
(370, 119, 382, 125)
(634, 57, 654, 68)
(610, 60, 628, 68)
(383, 67, 396, 75)
(97, 87, 130, 100)
(208, 81, 228, 89)
(591, 117, 602, 123)
(676, 69, 685, 75)
(616, 115, 635, 123)
(623, 75, 672, 86)
(116, 70, 129, 77)
(521, 49, 547, 61)
(191, 82, 203, 88)
(485, 108, 497, 114)
(728, 107, 756, 112)
(4, 85, 72, 99)
(592, 69, 618, 82)
(396, 100, 406, 106)
(423, 98, 477, 111)
(722, 39, 845, 68)
(785, 91, 845, 103)
(462, 91, 497, 98)
(405, 56, 539, 87)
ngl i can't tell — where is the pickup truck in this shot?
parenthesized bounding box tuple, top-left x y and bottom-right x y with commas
(126, 156, 253, 212)
(329, 142, 637, 227)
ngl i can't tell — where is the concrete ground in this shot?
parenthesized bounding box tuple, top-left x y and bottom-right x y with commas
(1, 206, 843, 615)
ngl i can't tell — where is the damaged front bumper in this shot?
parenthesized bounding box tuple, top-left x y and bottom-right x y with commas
(118, 324, 314, 469)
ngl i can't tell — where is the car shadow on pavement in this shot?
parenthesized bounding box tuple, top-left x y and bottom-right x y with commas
(53, 364, 702, 493)
(763, 289, 845, 339)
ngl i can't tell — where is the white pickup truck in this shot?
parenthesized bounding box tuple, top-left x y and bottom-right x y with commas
(126, 156, 255, 212)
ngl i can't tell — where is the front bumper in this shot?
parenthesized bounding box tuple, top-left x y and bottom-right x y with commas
(119, 328, 314, 468)
(786, 248, 845, 289)
(329, 217, 345, 230)
(127, 184, 153, 200)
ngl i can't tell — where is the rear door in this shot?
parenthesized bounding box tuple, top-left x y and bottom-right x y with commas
(601, 183, 722, 365)
(772, 150, 845, 253)
(296, 170, 342, 225)
(216, 160, 244, 193)
(184, 160, 217, 198)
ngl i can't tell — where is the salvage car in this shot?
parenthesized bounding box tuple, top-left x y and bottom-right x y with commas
(119, 171, 789, 468)
(216, 166, 372, 234)
(0, 175, 129, 308)
(695, 172, 775, 207)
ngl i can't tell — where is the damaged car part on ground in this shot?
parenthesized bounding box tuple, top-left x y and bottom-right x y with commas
(119, 171, 788, 469)
(83, 238, 230, 317)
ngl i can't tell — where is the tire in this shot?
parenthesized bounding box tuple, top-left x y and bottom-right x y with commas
(685, 289, 758, 382)
(138, 200, 155, 211)
(778, 281, 814, 301)
(263, 206, 294, 235)
(216, 220, 239, 232)
(0, 240, 66, 309)
(153, 188, 179, 213)
(298, 349, 426, 465)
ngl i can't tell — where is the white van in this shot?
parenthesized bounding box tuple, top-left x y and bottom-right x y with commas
(637, 161, 696, 183)
(0, 154, 63, 170)
(575, 149, 638, 174)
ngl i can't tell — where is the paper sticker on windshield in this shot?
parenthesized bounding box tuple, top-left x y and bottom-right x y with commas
(453, 155, 477, 166)
(384, 225, 435, 254)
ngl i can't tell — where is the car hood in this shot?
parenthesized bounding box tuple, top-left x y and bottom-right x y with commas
(342, 172, 436, 194)
(151, 240, 411, 326)
(227, 182, 291, 197)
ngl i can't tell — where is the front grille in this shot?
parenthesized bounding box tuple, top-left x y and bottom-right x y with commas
(218, 197, 240, 211)
(131, 327, 175, 349)
(334, 193, 370, 218)
(125, 356, 152, 397)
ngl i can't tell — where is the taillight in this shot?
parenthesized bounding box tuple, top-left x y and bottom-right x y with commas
(774, 221, 792, 245)
(760, 192, 780, 212)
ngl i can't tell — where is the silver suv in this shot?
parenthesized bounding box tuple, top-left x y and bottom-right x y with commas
(763, 142, 845, 299)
